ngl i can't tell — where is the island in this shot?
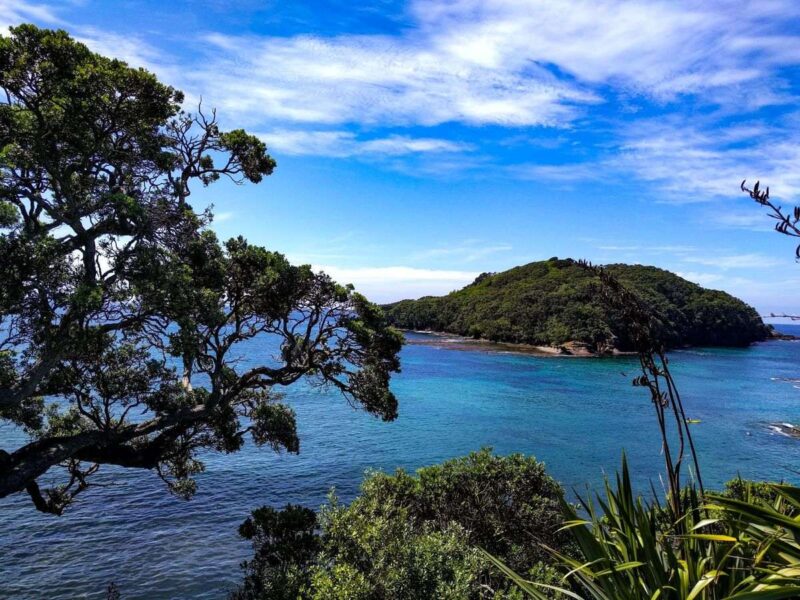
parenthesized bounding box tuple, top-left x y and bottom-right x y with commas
(383, 258, 772, 355)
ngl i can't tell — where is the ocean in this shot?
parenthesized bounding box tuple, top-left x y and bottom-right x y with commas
(3, 326, 800, 599)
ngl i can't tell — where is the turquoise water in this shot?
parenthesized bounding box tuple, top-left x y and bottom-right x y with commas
(3, 328, 800, 599)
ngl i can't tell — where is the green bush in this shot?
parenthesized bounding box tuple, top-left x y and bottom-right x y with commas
(233, 449, 568, 599)
(310, 504, 481, 599)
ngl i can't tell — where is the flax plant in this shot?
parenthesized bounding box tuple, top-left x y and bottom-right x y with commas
(484, 462, 800, 599)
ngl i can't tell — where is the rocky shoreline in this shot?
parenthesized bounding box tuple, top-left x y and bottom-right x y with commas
(403, 328, 798, 358)
(402, 330, 636, 357)
(769, 329, 800, 341)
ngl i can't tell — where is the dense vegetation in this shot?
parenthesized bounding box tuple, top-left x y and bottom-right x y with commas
(232, 449, 570, 599)
(384, 258, 770, 352)
(487, 458, 800, 600)
(233, 450, 800, 600)
(0, 25, 401, 515)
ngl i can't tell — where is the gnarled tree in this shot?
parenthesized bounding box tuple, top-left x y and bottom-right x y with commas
(0, 25, 402, 515)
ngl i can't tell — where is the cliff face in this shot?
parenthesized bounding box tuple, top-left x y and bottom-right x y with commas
(383, 258, 770, 352)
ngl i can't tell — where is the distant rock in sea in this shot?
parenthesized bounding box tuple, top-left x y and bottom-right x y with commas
(769, 422, 800, 439)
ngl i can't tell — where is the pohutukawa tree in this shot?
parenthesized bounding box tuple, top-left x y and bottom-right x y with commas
(0, 25, 402, 515)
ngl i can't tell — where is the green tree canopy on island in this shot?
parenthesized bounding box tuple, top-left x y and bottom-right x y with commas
(0, 25, 402, 515)
(384, 258, 769, 352)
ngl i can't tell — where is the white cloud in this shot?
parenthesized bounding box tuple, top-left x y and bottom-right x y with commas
(213, 211, 235, 223)
(260, 130, 472, 158)
(608, 117, 800, 203)
(414, 0, 800, 100)
(672, 268, 800, 318)
(0, 0, 62, 31)
(72, 27, 189, 93)
(260, 130, 354, 157)
(317, 265, 477, 283)
(708, 276, 800, 316)
(411, 240, 512, 262)
(183, 2, 800, 187)
(597, 244, 696, 253)
(9, 1, 800, 132)
(314, 265, 478, 302)
(76, 28, 161, 70)
(713, 211, 775, 231)
(169, 0, 800, 132)
(675, 271, 725, 287)
(682, 252, 776, 270)
(596, 245, 642, 252)
(8, 0, 800, 199)
(190, 28, 595, 129)
(0, 4, 170, 74)
(506, 116, 800, 201)
(360, 136, 470, 155)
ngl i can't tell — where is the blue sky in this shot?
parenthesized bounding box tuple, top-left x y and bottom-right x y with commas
(6, 1, 800, 314)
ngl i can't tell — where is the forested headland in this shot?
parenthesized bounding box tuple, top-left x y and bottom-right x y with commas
(384, 258, 770, 353)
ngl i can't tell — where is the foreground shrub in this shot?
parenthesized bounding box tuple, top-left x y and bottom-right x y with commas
(233, 449, 569, 599)
(309, 509, 482, 599)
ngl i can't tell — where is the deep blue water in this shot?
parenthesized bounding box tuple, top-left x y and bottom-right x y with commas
(3, 327, 800, 599)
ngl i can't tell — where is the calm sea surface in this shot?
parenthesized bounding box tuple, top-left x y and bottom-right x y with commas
(3, 326, 800, 599)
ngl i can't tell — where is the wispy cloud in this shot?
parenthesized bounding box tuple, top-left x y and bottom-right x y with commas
(75, 28, 163, 70)
(713, 210, 776, 231)
(191, 28, 595, 129)
(285, 232, 376, 265)
(610, 118, 800, 202)
(213, 211, 235, 223)
(682, 252, 777, 270)
(0, 0, 62, 31)
(517, 117, 800, 204)
(415, 0, 800, 101)
(317, 265, 477, 283)
(411, 240, 512, 263)
(675, 271, 725, 287)
(260, 129, 472, 158)
(0, 3, 168, 74)
(315, 265, 478, 302)
(597, 244, 697, 254)
(175, 0, 800, 132)
(596, 244, 777, 275)
(676, 272, 800, 315)
(11, 0, 800, 194)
